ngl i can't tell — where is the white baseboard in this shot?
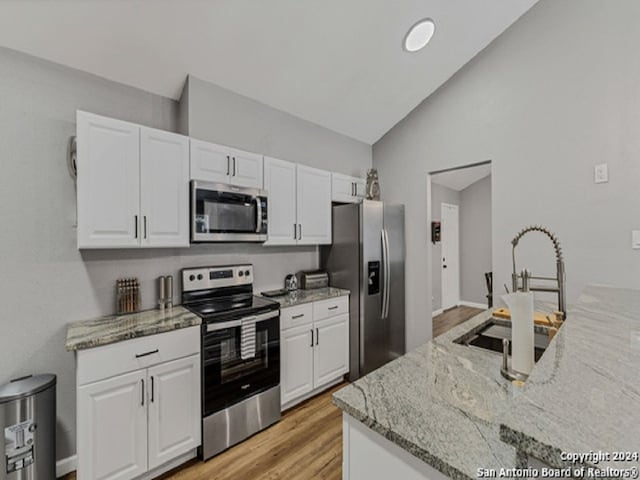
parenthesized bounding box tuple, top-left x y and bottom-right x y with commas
(57, 450, 197, 479)
(56, 454, 77, 478)
(459, 301, 488, 310)
(431, 308, 443, 318)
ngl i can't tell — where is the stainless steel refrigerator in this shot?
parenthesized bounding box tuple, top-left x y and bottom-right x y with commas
(321, 200, 405, 381)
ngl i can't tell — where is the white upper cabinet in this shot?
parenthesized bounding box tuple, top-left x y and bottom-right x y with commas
(189, 139, 231, 184)
(76, 111, 190, 249)
(297, 165, 332, 245)
(229, 147, 263, 188)
(77, 111, 140, 248)
(263, 160, 332, 246)
(332, 172, 366, 203)
(190, 139, 263, 189)
(263, 157, 297, 245)
(140, 128, 190, 247)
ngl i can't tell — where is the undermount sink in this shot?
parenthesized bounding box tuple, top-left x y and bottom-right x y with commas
(453, 318, 551, 362)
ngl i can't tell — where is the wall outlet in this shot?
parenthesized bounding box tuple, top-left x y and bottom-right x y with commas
(633, 230, 640, 250)
(594, 163, 608, 183)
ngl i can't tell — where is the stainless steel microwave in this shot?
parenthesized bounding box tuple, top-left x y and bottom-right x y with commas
(191, 181, 268, 242)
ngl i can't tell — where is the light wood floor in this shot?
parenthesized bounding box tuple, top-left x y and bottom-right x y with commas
(432, 305, 484, 338)
(63, 383, 345, 480)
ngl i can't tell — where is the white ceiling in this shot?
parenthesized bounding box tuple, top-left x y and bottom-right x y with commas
(0, 0, 537, 144)
(432, 164, 491, 191)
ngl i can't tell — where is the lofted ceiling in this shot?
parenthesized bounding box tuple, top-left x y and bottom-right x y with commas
(0, 0, 537, 144)
(432, 163, 491, 191)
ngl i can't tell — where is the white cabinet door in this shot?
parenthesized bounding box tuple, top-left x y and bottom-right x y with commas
(190, 138, 231, 183)
(147, 355, 201, 470)
(313, 314, 349, 388)
(296, 165, 332, 245)
(229, 148, 263, 188)
(77, 370, 148, 480)
(140, 127, 190, 248)
(332, 173, 366, 203)
(77, 111, 140, 249)
(354, 177, 367, 201)
(263, 156, 297, 245)
(331, 173, 356, 203)
(281, 325, 314, 406)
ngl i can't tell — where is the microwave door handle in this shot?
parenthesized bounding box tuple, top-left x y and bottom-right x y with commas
(255, 197, 262, 233)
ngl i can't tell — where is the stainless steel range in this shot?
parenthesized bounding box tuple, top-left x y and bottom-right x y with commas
(181, 264, 281, 460)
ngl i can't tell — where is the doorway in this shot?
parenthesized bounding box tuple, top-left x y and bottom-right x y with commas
(429, 161, 492, 336)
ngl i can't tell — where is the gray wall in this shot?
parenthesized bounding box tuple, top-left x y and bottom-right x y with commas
(181, 75, 372, 177)
(374, 0, 640, 349)
(460, 175, 492, 306)
(0, 48, 370, 461)
(430, 183, 460, 312)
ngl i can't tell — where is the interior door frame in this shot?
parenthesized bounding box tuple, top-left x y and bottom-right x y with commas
(440, 202, 460, 311)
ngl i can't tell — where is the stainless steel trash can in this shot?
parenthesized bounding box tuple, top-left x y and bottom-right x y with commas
(0, 375, 56, 480)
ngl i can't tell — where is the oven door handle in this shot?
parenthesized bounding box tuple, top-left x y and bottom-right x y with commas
(255, 197, 263, 233)
(206, 310, 279, 332)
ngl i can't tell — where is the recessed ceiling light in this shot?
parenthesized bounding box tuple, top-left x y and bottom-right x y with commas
(403, 18, 436, 52)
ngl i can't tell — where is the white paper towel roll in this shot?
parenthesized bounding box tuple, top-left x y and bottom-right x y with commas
(502, 292, 534, 375)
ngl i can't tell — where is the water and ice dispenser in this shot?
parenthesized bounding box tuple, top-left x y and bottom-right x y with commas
(1, 374, 56, 480)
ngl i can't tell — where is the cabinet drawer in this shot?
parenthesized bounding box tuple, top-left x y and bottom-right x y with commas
(77, 326, 200, 386)
(281, 303, 313, 330)
(313, 296, 349, 321)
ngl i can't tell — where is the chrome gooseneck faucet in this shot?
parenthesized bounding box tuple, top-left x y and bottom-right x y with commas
(511, 225, 566, 320)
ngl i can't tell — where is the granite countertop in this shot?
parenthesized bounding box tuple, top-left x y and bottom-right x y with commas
(333, 285, 640, 479)
(66, 306, 201, 351)
(333, 308, 520, 480)
(500, 285, 640, 472)
(264, 287, 349, 308)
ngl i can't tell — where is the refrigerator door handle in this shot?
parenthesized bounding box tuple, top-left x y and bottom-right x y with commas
(381, 229, 390, 319)
(384, 229, 391, 319)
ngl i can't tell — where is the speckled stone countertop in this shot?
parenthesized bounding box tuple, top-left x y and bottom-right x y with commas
(264, 287, 349, 308)
(333, 308, 520, 479)
(500, 285, 640, 472)
(66, 306, 201, 351)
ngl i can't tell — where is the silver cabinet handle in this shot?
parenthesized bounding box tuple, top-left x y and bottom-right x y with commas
(294, 223, 297, 240)
(141, 379, 145, 406)
(298, 224, 302, 240)
(150, 376, 155, 403)
(316, 328, 319, 346)
(352, 182, 355, 196)
(292, 314, 305, 319)
(226, 155, 230, 176)
(233, 157, 237, 176)
(328, 305, 339, 310)
(143, 216, 148, 239)
(134, 215, 138, 239)
(310, 329, 314, 347)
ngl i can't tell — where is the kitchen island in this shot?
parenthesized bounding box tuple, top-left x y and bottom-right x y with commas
(333, 285, 640, 479)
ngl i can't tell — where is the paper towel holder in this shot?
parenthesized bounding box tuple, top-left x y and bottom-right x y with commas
(500, 268, 532, 382)
(501, 338, 529, 382)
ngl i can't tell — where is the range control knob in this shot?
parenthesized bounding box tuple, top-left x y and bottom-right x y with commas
(197, 274, 203, 280)
(238, 271, 244, 277)
(245, 270, 251, 276)
(189, 275, 195, 282)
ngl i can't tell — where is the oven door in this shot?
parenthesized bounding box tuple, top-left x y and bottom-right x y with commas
(191, 181, 268, 242)
(202, 310, 280, 416)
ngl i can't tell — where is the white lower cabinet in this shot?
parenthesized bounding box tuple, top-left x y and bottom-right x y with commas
(280, 296, 349, 409)
(281, 325, 314, 405)
(78, 370, 148, 480)
(313, 314, 349, 387)
(76, 327, 201, 480)
(147, 356, 201, 470)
